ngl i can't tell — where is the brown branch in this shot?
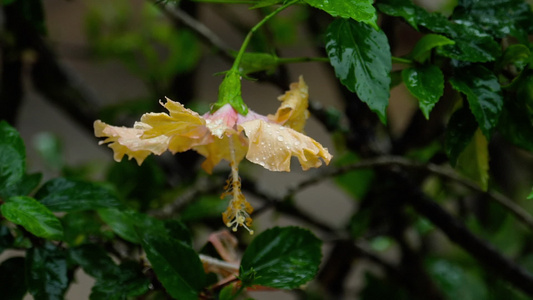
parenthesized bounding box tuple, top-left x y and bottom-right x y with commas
(286, 156, 533, 232)
(150, 0, 234, 62)
(406, 185, 533, 296)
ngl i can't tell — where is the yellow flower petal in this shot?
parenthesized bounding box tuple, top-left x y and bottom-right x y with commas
(94, 120, 169, 165)
(140, 98, 210, 153)
(193, 134, 248, 174)
(269, 76, 309, 132)
(240, 119, 332, 172)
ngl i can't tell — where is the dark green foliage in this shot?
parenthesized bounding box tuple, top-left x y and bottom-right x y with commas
(1, 196, 63, 240)
(26, 243, 69, 300)
(35, 177, 123, 212)
(449, 65, 503, 138)
(139, 228, 206, 299)
(240, 227, 322, 289)
(325, 19, 391, 123)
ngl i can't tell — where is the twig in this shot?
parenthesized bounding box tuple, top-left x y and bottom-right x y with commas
(286, 156, 533, 232)
(407, 185, 533, 296)
(240, 178, 340, 235)
(150, 0, 234, 62)
(148, 176, 222, 218)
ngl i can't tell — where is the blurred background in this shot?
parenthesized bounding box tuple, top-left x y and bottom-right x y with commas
(4, 0, 533, 299)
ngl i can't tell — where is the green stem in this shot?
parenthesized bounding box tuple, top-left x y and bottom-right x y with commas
(277, 56, 330, 64)
(231, 0, 299, 72)
(392, 56, 413, 65)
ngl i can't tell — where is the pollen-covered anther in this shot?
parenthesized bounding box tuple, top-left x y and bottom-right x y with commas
(221, 159, 254, 234)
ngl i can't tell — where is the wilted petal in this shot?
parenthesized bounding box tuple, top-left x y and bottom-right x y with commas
(269, 76, 309, 132)
(94, 120, 169, 165)
(140, 98, 210, 153)
(193, 134, 248, 174)
(203, 104, 239, 138)
(240, 119, 332, 172)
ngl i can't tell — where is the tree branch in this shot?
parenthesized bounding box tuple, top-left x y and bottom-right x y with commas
(407, 185, 533, 296)
(286, 156, 533, 232)
(150, 0, 234, 62)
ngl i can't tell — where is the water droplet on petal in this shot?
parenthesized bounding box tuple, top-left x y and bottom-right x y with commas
(277, 136, 284, 142)
(294, 141, 300, 146)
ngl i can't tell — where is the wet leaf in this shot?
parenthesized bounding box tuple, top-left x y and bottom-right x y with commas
(408, 34, 455, 63)
(0, 121, 26, 197)
(35, 177, 122, 212)
(456, 129, 489, 191)
(445, 107, 478, 167)
(402, 64, 444, 119)
(240, 226, 322, 289)
(304, 0, 378, 29)
(325, 19, 391, 123)
(139, 229, 205, 299)
(26, 243, 69, 300)
(1, 196, 63, 240)
(450, 65, 503, 138)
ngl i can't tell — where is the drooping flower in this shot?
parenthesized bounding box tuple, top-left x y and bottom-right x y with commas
(94, 76, 332, 233)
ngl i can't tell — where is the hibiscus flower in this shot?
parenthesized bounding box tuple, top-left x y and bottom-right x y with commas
(94, 76, 332, 233)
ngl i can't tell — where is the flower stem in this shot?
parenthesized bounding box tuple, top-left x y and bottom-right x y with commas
(231, 0, 299, 72)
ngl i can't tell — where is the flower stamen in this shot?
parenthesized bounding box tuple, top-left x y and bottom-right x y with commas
(221, 138, 254, 234)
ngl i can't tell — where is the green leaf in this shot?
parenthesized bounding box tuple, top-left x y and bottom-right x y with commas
(180, 195, 228, 222)
(449, 65, 503, 138)
(378, 0, 501, 62)
(139, 229, 206, 299)
(0, 257, 27, 299)
(498, 76, 533, 152)
(0, 172, 42, 198)
(98, 208, 140, 243)
(528, 187, 533, 200)
(69, 244, 118, 280)
(451, 0, 533, 40)
(456, 129, 489, 191)
(90, 261, 150, 300)
(240, 226, 322, 289)
(445, 106, 478, 167)
(304, 0, 378, 30)
(215, 70, 248, 115)
(498, 44, 531, 71)
(62, 211, 109, 246)
(402, 64, 444, 119)
(427, 258, 488, 300)
(408, 34, 455, 63)
(325, 19, 391, 123)
(98, 208, 191, 245)
(437, 34, 501, 63)
(35, 177, 122, 212)
(1, 196, 63, 240)
(239, 52, 279, 75)
(26, 243, 69, 300)
(69, 244, 149, 299)
(0, 121, 26, 195)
